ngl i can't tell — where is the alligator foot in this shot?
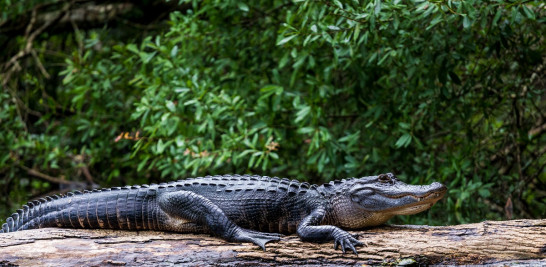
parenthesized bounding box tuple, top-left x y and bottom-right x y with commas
(333, 231, 365, 255)
(232, 228, 282, 251)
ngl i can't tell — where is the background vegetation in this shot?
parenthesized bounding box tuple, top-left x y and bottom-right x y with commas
(1, 0, 544, 226)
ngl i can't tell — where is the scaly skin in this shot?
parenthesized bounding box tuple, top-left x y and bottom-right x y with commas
(0, 173, 447, 254)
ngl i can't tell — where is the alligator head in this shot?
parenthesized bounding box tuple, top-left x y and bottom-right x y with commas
(328, 173, 447, 229)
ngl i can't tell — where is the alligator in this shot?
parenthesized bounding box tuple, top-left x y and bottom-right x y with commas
(0, 173, 446, 254)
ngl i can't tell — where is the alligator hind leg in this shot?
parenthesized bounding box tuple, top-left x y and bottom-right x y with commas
(158, 191, 281, 250)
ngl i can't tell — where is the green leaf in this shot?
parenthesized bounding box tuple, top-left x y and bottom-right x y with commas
(398, 122, 410, 129)
(478, 188, 491, 198)
(353, 24, 360, 42)
(295, 106, 311, 123)
(269, 152, 279, 160)
(463, 16, 471, 29)
(166, 100, 176, 112)
(157, 139, 166, 153)
(492, 9, 502, 26)
(427, 15, 443, 30)
(338, 131, 360, 143)
(137, 156, 150, 172)
(170, 45, 178, 58)
(297, 127, 315, 134)
(277, 35, 297, 46)
(521, 5, 535, 20)
(238, 2, 249, 12)
(395, 133, 412, 148)
(248, 153, 256, 168)
(374, 0, 382, 15)
(126, 44, 139, 54)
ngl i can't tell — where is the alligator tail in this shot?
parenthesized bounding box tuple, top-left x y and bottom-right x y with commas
(1, 194, 62, 233)
(1, 186, 159, 233)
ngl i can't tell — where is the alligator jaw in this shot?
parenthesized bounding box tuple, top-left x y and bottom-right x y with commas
(393, 203, 435, 215)
(408, 190, 446, 202)
(384, 184, 447, 215)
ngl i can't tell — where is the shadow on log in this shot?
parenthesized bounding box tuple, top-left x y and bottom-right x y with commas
(0, 219, 545, 266)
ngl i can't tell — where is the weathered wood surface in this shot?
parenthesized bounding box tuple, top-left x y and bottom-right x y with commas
(0, 219, 544, 266)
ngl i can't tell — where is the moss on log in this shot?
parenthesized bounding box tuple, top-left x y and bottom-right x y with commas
(0, 219, 544, 266)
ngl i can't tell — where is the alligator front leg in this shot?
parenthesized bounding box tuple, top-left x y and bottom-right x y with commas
(297, 208, 364, 254)
(158, 191, 281, 250)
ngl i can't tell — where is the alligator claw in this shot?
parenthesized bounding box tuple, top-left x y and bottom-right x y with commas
(333, 231, 364, 255)
(233, 228, 282, 251)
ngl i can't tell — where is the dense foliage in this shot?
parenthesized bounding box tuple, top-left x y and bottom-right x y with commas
(1, 0, 544, 225)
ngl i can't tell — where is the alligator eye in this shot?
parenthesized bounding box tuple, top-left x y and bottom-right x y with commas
(378, 174, 390, 183)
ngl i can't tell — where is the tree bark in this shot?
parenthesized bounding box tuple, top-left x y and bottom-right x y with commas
(0, 219, 544, 266)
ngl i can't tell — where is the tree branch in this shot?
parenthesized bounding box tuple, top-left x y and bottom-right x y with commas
(0, 1, 190, 37)
(1, 2, 71, 88)
(0, 220, 544, 265)
(20, 165, 72, 185)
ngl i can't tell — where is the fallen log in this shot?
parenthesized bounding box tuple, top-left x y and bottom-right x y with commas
(0, 219, 544, 266)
